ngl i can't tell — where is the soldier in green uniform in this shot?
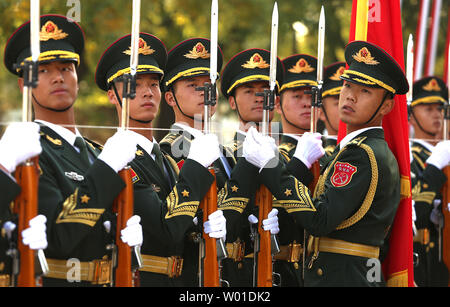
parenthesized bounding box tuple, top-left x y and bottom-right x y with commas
(408, 76, 450, 286)
(0, 122, 47, 286)
(95, 33, 222, 286)
(241, 41, 408, 286)
(270, 53, 325, 286)
(219, 48, 284, 286)
(319, 62, 346, 157)
(4, 15, 143, 286)
(161, 38, 233, 186)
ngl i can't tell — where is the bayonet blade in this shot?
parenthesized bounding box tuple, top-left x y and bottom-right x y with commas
(269, 2, 278, 91)
(130, 0, 141, 76)
(210, 0, 218, 85)
(316, 6, 325, 86)
(30, 0, 40, 63)
(406, 34, 414, 106)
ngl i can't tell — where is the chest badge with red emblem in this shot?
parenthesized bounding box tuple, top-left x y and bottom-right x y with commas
(330, 162, 357, 188)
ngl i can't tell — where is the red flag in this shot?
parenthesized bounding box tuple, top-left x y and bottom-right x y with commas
(444, 5, 450, 83)
(338, 0, 414, 287)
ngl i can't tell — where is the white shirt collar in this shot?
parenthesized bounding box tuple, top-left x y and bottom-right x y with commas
(173, 122, 204, 138)
(339, 126, 382, 150)
(411, 139, 435, 152)
(35, 119, 82, 147)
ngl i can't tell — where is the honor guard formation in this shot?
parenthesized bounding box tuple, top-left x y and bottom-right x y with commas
(0, 0, 449, 288)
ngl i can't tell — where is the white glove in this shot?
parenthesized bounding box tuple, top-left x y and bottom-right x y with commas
(0, 122, 42, 173)
(98, 129, 138, 173)
(262, 209, 280, 235)
(293, 132, 325, 169)
(426, 140, 450, 170)
(21, 215, 48, 250)
(248, 214, 258, 225)
(203, 210, 227, 240)
(120, 215, 143, 247)
(243, 127, 277, 170)
(187, 133, 221, 168)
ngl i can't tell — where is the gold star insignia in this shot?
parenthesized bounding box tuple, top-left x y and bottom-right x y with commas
(231, 185, 239, 192)
(81, 194, 90, 204)
(181, 189, 190, 197)
(284, 189, 292, 196)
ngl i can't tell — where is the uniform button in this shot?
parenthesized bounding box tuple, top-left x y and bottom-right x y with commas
(429, 242, 435, 248)
(238, 262, 243, 269)
(294, 262, 299, 270)
(317, 268, 323, 276)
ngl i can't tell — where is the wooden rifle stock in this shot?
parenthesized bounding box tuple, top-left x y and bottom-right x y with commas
(308, 161, 321, 192)
(442, 166, 450, 286)
(200, 168, 220, 287)
(13, 157, 39, 287)
(112, 168, 134, 287)
(256, 184, 273, 287)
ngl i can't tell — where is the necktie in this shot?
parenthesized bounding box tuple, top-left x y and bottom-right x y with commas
(74, 136, 91, 167)
(151, 143, 165, 176)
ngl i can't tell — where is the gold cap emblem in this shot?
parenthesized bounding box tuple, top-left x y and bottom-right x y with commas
(40, 21, 68, 41)
(422, 78, 441, 92)
(124, 38, 155, 56)
(288, 58, 315, 74)
(242, 53, 269, 69)
(329, 66, 346, 81)
(352, 47, 379, 65)
(184, 42, 210, 59)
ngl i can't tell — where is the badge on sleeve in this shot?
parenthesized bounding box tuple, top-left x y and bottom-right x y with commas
(330, 162, 357, 188)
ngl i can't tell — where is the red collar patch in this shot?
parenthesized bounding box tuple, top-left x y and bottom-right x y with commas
(330, 162, 357, 188)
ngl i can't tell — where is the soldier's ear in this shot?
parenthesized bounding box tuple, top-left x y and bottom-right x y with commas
(164, 90, 176, 107)
(380, 95, 395, 116)
(106, 88, 118, 105)
(318, 107, 326, 121)
(228, 95, 236, 110)
(274, 95, 282, 115)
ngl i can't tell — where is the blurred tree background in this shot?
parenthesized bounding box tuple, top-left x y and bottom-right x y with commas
(0, 0, 448, 144)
